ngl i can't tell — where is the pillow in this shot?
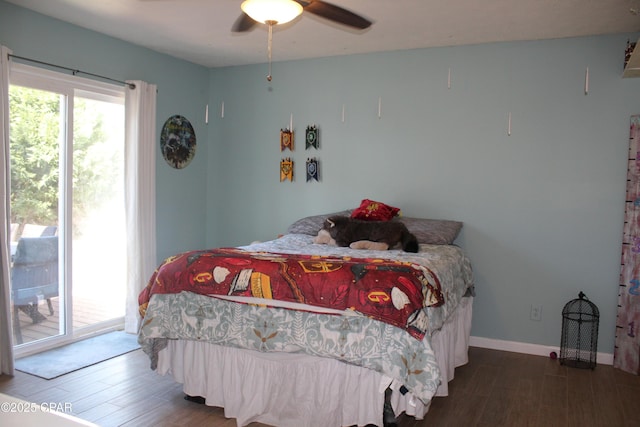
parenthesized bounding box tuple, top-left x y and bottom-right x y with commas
(350, 199, 400, 221)
(286, 210, 353, 235)
(394, 217, 463, 245)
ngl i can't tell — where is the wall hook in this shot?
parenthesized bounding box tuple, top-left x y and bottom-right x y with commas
(584, 67, 589, 95)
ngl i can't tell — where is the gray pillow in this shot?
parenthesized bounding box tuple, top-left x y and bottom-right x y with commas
(286, 210, 353, 235)
(394, 217, 462, 245)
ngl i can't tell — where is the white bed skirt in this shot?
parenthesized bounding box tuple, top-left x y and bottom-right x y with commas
(156, 297, 472, 427)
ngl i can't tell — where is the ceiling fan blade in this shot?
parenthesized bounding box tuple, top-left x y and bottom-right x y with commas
(232, 12, 257, 32)
(298, 0, 372, 30)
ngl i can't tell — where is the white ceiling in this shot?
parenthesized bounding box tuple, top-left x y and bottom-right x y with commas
(6, 0, 640, 68)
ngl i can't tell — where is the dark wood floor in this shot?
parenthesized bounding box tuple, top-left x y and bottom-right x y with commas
(1, 346, 639, 427)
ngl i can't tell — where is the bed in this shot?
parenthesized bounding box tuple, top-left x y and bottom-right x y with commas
(137, 210, 474, 427)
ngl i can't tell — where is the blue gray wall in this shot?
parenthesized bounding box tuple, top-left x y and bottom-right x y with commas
(3, 0, 640, 355)
(208, 36, 640, 354)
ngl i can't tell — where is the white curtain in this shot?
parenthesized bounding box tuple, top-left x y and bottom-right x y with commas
(0, 45, 14, 375)
(124, 80, 157, 333)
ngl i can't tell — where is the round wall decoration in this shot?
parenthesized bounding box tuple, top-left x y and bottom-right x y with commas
(160, 115, 196, 169)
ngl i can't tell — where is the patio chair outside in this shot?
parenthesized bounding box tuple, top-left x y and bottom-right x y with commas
(11, 236, 59, 344)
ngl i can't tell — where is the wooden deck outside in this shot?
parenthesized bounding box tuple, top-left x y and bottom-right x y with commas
(11, 216, 127, 349)
(11, 295, 124, 346)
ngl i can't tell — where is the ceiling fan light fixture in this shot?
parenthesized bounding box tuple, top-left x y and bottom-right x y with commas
(241, 0, 303, 25)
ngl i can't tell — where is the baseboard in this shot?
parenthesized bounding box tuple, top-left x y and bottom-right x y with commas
(469, 335, 614, 365)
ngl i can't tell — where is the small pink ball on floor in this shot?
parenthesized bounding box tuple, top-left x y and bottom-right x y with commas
(550, 351, 558, 360)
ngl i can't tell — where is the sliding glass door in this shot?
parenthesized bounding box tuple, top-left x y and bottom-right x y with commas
(8, 64, 126, 354)
(71, 92, 126, 334)
(9, 84, 63, 347)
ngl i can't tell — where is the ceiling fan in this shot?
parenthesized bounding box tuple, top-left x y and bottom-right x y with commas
(233, 0, 372, 81)
(232, 0, 372, 32)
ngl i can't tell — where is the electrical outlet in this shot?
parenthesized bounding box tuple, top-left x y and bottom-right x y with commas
(530, 304, 542, 321)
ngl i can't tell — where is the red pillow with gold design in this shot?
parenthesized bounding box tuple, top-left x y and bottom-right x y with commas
(350, 199, 401, 221)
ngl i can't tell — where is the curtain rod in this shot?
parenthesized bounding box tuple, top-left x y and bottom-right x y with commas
(8, 54, 136, 89)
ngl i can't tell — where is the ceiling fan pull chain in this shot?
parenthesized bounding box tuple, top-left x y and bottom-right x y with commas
(267, 21, 274, 82)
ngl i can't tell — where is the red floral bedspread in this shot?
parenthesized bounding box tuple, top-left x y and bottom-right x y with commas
(138, 248, 444, 339)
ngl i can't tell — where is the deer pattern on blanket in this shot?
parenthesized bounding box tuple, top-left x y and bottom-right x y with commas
(138, 292, 443, 404)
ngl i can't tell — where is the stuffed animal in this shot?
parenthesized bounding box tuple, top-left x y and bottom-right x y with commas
(314, 228, 389, 250)
(349, 240, 390, 251)
(313, 229, 336, 245)
(321, 215, 419, 253)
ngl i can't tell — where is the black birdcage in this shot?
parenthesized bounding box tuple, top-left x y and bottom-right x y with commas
(559, 292, 599, 369)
